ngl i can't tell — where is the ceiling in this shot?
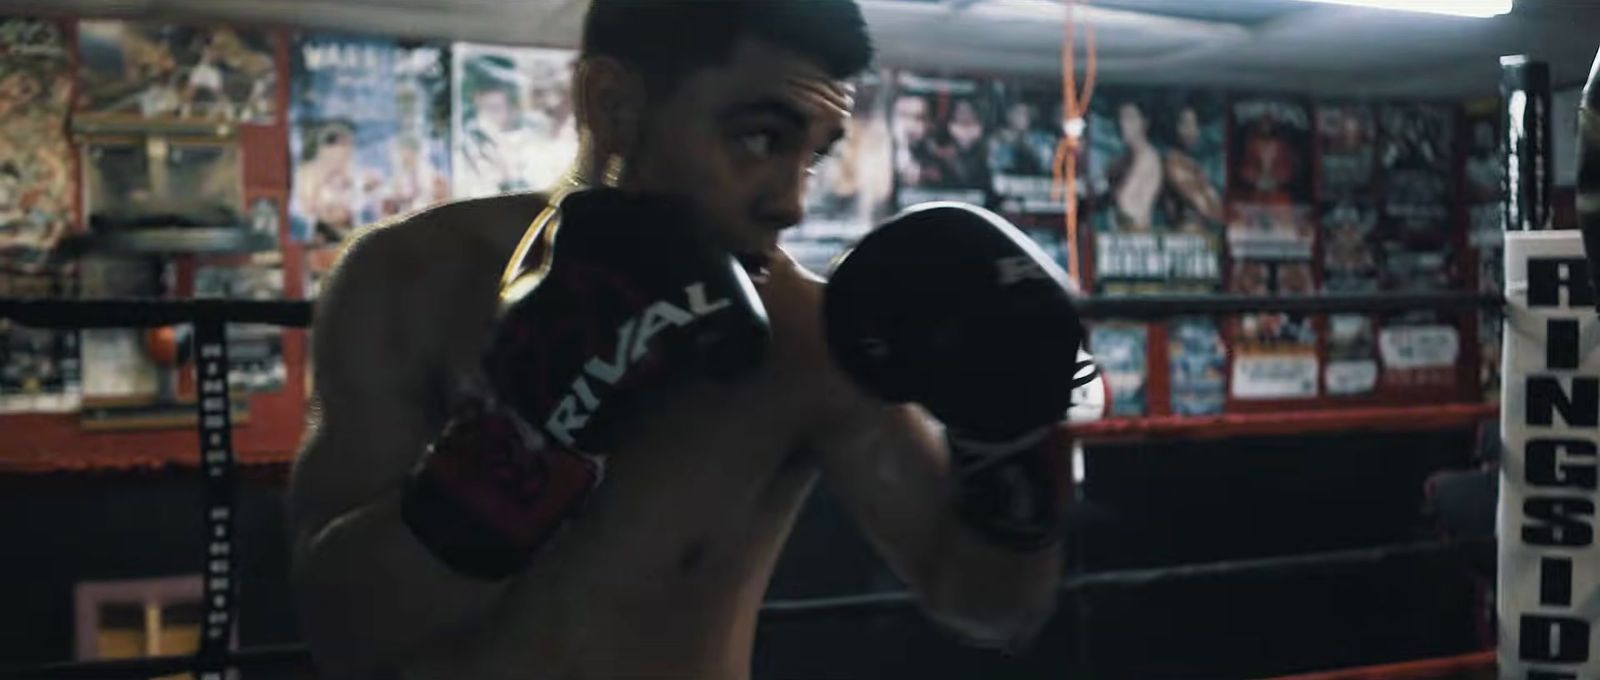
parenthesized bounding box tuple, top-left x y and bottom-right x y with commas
(8, 0, 1599, 98)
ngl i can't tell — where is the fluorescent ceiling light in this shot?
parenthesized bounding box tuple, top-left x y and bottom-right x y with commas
(1290, 0, 1512, 18)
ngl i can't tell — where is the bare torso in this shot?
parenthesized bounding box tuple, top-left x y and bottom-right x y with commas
(353, 193, 835, 680)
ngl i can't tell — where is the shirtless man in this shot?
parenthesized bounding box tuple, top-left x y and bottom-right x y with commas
(289, 2, 1089, 678)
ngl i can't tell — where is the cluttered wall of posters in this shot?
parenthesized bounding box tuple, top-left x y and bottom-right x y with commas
(1, 18, 79, 413)
(783, 70, 892, 273)
(1088, 88, 1225, 295)
(290, 34, 450, 246)
(77, 20, 276, 124)
(451, 44, 576, 199)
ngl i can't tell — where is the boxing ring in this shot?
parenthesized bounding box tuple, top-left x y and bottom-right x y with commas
(0, 290, 1504, 680)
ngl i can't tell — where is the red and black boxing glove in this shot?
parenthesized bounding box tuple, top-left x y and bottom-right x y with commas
(825, 202, 1096, 551)
(403, 188, 771, 579)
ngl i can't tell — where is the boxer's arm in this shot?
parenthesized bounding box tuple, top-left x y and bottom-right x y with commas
(808, 390, 1063, 649)
(288, 231, 507, 678)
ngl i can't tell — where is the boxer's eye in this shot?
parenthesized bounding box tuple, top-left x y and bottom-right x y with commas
(739, 131, 778, 157)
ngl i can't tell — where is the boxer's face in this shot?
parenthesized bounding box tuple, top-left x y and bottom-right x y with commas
(949, 101, 983, 148)
(1176, 108, 1200, 150)
(612, 36, 853, 261)
(1118, 103, 1146, 145)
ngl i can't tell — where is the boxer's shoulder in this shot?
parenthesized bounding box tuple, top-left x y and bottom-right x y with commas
(756, 248, 869, 428)
(345, 192, 548, 272)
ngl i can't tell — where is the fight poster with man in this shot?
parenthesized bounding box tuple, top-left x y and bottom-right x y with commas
(1318, 103, 1378, 199)
(76, 20, 276, 124)
(890, 72, 993, 210)
(783, 70, 892, 273)
(1227, 95, 1315, 261)
(290, 34, 450, 246)
(1326, 314, 1378, 396)
(1317, 103, 1381, 293)
(451, 43, 577, 199)
(1087, 87, 1225, 295)
(1374, 103, 1459, 392)
(0, 18, 79, 413)
(1321, 201, 1379, 293)
(989, 79, 1067, 215)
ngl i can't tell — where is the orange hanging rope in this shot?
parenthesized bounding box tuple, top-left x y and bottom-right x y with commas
(1052, 0, 1096, 287)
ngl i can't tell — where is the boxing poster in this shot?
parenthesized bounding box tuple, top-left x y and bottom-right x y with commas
(1227, 95, 1315, 262)
(0, 19, 79, 413)
(76, 20, 276, 124)
(0, 18, 73, 278)
(1374, 311, 1460, 391)
(1229, 312, 1318, 400)
(1318, 103, 1378, 199)
(290, 34, 450, 246)
(891, 72, 993, 209)
(1497, 230, 1600, 680)
(785, 69, 892, 273)
(989, 79, 1067, 214)
(1326, 314, 1378, 396)
(451, 43, 577, 199)
(195, 259, 286, 393)
(1375, 103, 1459, 392)
(0, 320, 80, 413)
(1321, 201, 1380, 293)
(1089, 323, 1147, 417)
(1088, 87, 1226, 294)
(1378, 103, 1456, 292)
(1168, 316, 1226, 416)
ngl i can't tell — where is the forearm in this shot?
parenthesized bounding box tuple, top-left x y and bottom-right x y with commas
(292, 489, 509, 677)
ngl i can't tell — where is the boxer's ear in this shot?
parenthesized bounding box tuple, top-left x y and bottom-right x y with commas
(575, 56, 646, 160)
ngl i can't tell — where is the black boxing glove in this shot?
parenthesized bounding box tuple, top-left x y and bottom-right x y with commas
(484, 188, 771, 451)
(403, 188, 771, 579)
(825, 203, 1094, 551)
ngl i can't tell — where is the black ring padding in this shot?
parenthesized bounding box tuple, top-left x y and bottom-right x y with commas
(0, 292, 1501, 331)
(1074, 291, 1504, 320)
(0, 298, 313, 329)
(0, 537, 1490, 679)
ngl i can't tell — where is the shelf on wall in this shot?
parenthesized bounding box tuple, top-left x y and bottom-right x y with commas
(1074, 402, 1498, 444)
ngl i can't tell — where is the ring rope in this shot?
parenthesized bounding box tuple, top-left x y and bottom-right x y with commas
(0, 291, 1502, 331)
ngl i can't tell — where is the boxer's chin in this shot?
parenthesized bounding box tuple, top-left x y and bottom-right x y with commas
(736, 251, 773, 284)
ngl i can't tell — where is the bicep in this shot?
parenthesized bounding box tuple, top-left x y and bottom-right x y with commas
(289, 234, 439, 543)
(811, 397, 952, 591)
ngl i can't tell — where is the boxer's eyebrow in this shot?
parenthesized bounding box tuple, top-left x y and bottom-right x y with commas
(718, 97, 811, 131)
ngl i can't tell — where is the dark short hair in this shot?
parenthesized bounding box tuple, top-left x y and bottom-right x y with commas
(581, 0, 874, 97)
